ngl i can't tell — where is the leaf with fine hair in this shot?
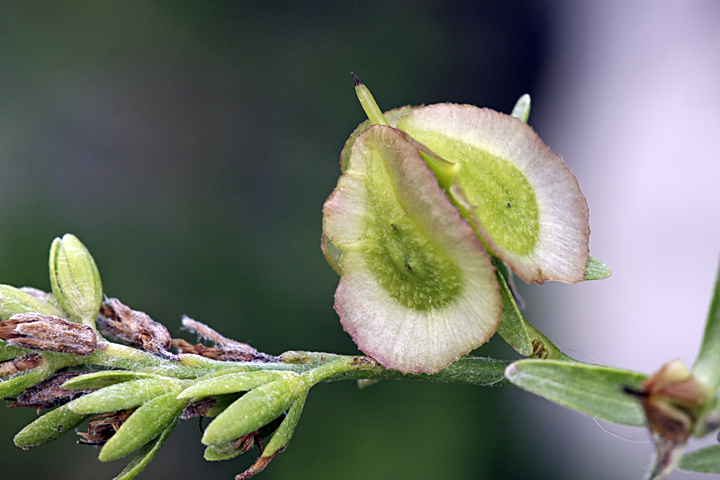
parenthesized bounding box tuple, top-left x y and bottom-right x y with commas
(261, 391, 307, 458)
(111, 418, 179, 480)
(679, 445, 720, 473)
(584, 256, 612, 281)
(99, 392, 187, 462)
(177, 371, 286, 400)
(0, 285, 65, 320)
(0, 369, 51, 399)
(505, 359, 647, 426)
(14, 404, 90, 448)
(202, 374, 304, 446)
(62, 370, 161, 390)
(69, 377, 184, 414)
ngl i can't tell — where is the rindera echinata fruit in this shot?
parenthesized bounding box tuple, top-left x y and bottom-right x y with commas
(396, 104, 589, 284)
(323, 125, 501, 374)
(323, 77, 591, 373)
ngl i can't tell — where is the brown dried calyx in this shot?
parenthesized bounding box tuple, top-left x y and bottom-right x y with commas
(173, 316, 280, 363)
(96, 298, 172, 356)
(77, 409, 134, 446)
(8, 371, 96, 413)
(0, 314, 97, 355)
(626, 358, 708, 443)
(0, 354, 43, 377)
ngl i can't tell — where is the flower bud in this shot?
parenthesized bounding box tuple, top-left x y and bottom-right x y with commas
(0, 313, 97, 355)
(49, 234, 103, 327)
(626, 359, 708, 443)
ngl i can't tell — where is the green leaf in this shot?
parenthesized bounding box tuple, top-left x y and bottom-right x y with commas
(69, 377, 183, 414)
(495, 265, 571, 361)
(202, 374, 304, 446)
(0, 284, 65, 320)
(204, 442, 247, 462)
(0, 339, 26, 362)
(177, 371, 286, 400)
(0, 369, 51, 399)
(510, 94, 531, 123)
(691, 255, 720, 391)
(14, 404, 90, 448)
(324, 125, 501, 374)
(584, 256, 612, 281)
(505, 359, 647, 426)
(397, 105, 590, 284)
(63, 370, 161, 390)
(262, 391, 307, 458)
(111, 417, 178, 480)
(99, 392, 187, 462)
(679, 445, 720, 473)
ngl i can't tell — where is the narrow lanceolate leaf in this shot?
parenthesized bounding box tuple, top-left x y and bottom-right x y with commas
(202, 375, 304, 446)
(69, 377, 183, 414)
(63, 370, 160, 390)
(14, 404, 90, 448)
(323, 125, 501, 374)
(99, 392, 187, 462)
(177, 371, 287, 400)
(262, 391, 307, 458)
(0, 285, 65, 320)
(0, 339, 24, 362)
(0, 369, 51, 399)
(505, 359, 647, 426)
(111, 418, 178, 480)
(397, 105, 590, 284)
(679, 445, 720, 473)
(584, 256, 612, 281)
(691, 255, 720, 391)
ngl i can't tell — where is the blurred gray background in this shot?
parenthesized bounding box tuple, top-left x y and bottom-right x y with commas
(1, 1, 719, 479)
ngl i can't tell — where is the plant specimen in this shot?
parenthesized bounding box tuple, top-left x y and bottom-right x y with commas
(1, 76, 719, 480)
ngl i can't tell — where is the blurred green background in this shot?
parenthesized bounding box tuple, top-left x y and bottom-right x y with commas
(0, 1, 571, 479)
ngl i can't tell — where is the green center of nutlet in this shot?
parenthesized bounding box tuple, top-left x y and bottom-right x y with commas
(455, 148, 539, 256)
(400, 130, 540, 256)
(357, 150, 463, 311)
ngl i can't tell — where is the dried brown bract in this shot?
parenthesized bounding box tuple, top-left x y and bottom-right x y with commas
(177, 317, 280, 362)
(626, 359, 707, 443)
(0, 354, 42, 377)
(0, 314, 97, 355)
(7, 371, 96, 413)
(236, 452, 278, 480)
(77, 409, 134, 446)
(181, 397, 217, 420)
(96, 298, 171, 356)
(172, 338, 260, 362)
